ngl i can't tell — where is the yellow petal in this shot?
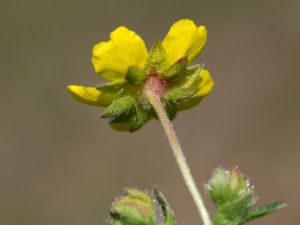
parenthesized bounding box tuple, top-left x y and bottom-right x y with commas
(176, 69, 214, 111)
(193, 69, 214, 97)
(92, 26, 148, 81)
(67, 85, 112, 107)
(162, 19, 207, 65)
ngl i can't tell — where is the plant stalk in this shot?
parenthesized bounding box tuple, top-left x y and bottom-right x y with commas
(145, 88, 212, 225)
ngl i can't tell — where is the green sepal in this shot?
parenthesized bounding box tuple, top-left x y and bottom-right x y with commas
(162, 100, 177, 121)
(102, 95, 135, 118)
(208, 168, 230, 206)
(108, 109, 133, 124)
(172, 66, 202, 88)
(126, 66, 147, 85)
(164, 67, 201, 102)
(163, 57, 187, 79)
(130, 108, 149, 132)
(125, 188, 153, 203)
(145, 41, 168, 73)
(97, 81, 129, 96)
(152, 188, 176, 225)
(164, 88, 197, 103)
(238, 201, 287, 225)
(213, 194, 253, 225)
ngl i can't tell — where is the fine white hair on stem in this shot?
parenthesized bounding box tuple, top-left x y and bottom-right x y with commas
(145, 87, 212, 225)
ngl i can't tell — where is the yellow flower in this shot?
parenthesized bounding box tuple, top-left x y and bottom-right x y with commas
(67, 19, 214, 132)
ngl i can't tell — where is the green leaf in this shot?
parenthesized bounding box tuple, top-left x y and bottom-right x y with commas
(126, 66, 147, 85)
(238, 201, 287, 225)
(163, 57, 187, 79)
(130, 109, 149, 132)
(145, 41, 168, 73)
(102, 95, 135, 118)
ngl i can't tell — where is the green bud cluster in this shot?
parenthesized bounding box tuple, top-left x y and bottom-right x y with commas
(207, 168, 287, 225)
(107, 169, 286, 225)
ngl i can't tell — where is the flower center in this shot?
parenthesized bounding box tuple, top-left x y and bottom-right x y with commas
(145, 71, 165, 97)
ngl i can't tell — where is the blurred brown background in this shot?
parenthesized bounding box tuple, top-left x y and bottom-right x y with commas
(1, 0, 299, 224)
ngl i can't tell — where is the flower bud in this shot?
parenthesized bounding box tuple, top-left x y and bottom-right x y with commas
(207, 167, 252, 207)
(109, 188, 175, 225)
(207, 168, 286, 225)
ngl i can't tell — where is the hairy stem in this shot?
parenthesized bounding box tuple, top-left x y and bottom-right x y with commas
(145, 88, 212, 225)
